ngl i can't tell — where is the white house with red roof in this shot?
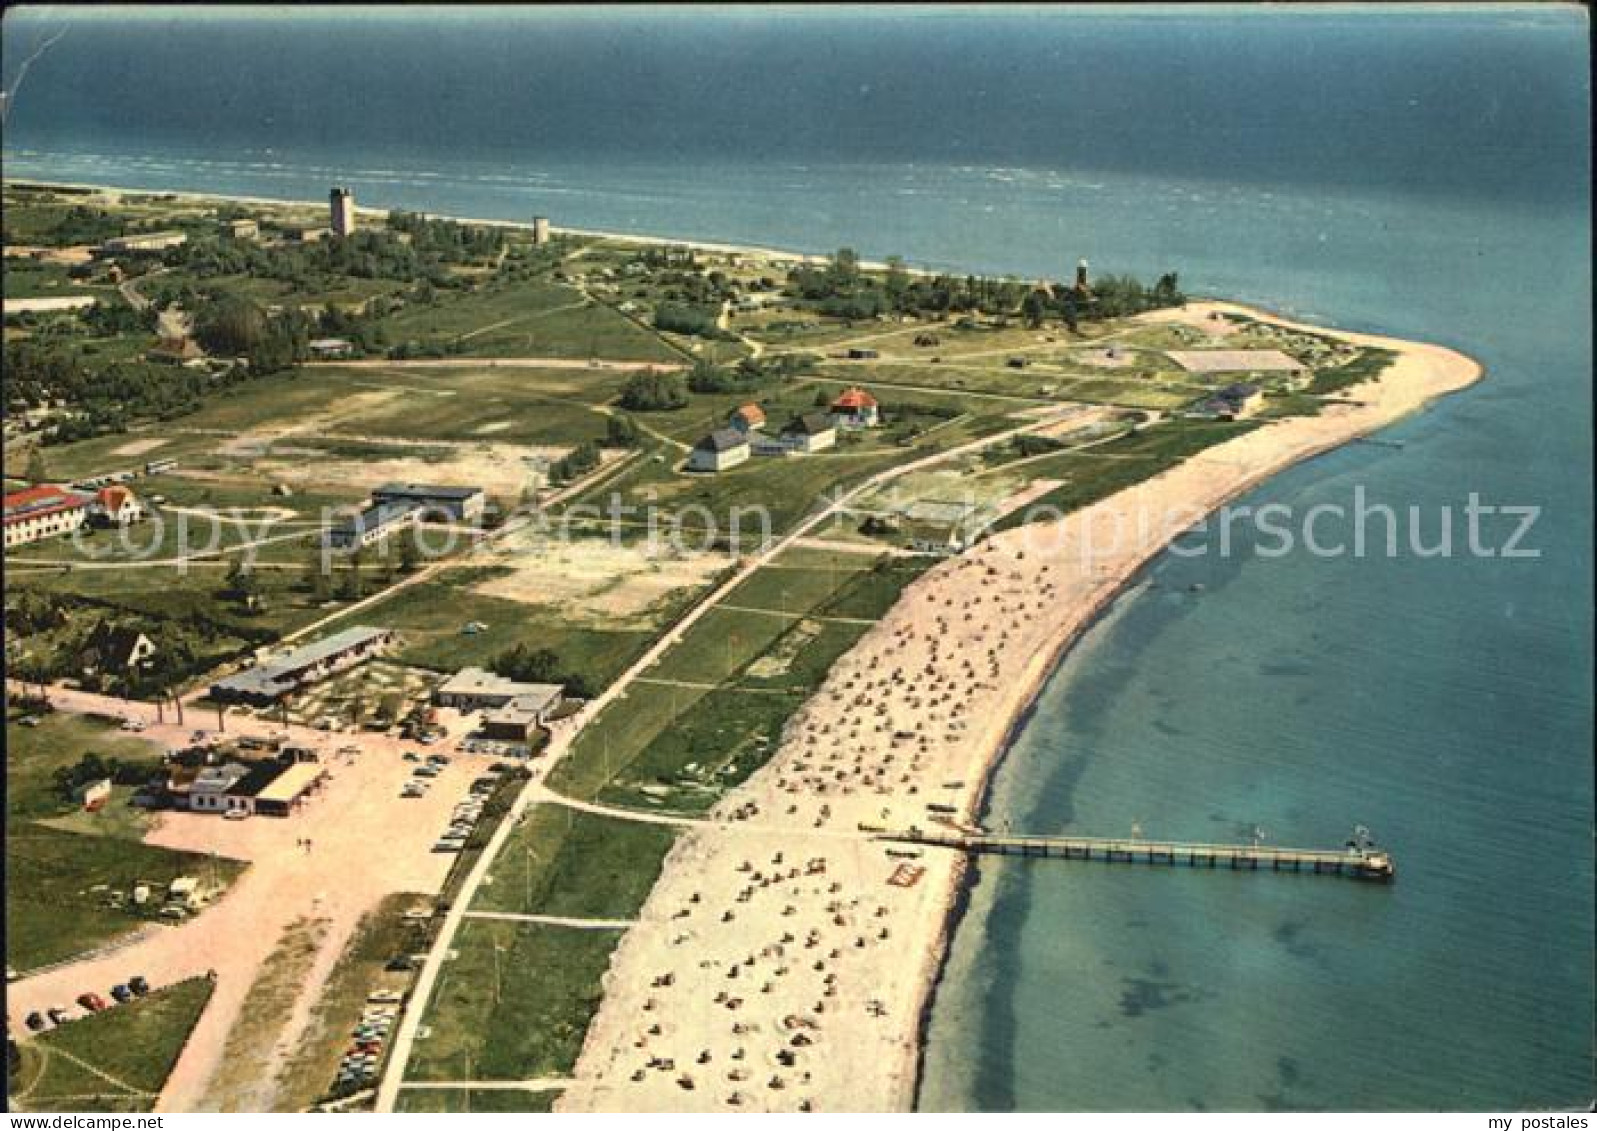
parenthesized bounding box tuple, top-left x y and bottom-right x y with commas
(91, 484, 144, 526)
(831, 386, 880, 429)
(3, 485, 92, 548)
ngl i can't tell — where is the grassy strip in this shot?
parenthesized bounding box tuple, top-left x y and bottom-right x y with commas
(1307, 346, 1399, 396)
(200, 917, 328, 1110)
(274, 893, 434, 1110)
(395, 1087, 559, 1112)
(407, 921, 619, 1083)
(995, 419, 1259, 531)
(472, 806, 678, 920)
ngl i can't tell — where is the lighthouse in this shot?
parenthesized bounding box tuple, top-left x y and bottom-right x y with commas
(1074, 258, 1090, 293)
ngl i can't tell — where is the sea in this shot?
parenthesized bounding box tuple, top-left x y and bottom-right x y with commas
(3, 5, 1590, 1111)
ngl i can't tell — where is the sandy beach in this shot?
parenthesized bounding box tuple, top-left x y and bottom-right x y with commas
(555, 302, 1482, 1112)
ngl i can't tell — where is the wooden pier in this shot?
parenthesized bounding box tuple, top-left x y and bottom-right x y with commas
(882, 829, 1396, 882)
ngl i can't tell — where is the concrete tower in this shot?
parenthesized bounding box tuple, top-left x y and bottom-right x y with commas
(532, 216, 551, 246)
(330, 186, 355, 238)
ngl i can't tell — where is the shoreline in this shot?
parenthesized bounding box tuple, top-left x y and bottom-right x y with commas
(3, 177, 849, 268)
(557, 302, 1482, 1112)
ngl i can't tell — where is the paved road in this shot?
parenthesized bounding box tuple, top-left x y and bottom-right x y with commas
(462, 911, 635, 931)
(304, 357, 681, 372)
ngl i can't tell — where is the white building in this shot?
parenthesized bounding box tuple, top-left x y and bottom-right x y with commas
(434, 667, 565, 716)
(688, 429, 751, 473)
(3, 485, 91, 548)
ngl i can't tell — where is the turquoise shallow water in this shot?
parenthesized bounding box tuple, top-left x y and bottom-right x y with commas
(4, 6, 1591, 1111)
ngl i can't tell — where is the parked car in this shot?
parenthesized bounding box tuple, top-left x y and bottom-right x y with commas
(77, 992, 108, 1012)
(129, 975, 150, 996)
(426, 754, 450, 766)
(24, 1011, 47, 1032)
(414, 766, 440, 779)
(46, 1007, 70, 1026)
(223, 808, 250, 821)
(402, 752, 421, 763)
(384, 955, 415, 973)
(111, 984, 134, 1003)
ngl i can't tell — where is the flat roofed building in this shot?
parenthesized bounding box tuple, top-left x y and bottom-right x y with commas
(100, 231, 187, 256)
(252, 761, 327, 816)
(188, 762, 253, 813)
(371, 483, 486, 523)
(434, 667, 565, 715)
(1166, 349, 1306, 375)
(688, 429, 751, 473)
(210, 626, 394, 705)
(481, 694, 555, 742)
(308, 337, 354, 359)
(324, 500, 421, 551)
(4, 485, 91, 548)
(225, 219, 259, 240)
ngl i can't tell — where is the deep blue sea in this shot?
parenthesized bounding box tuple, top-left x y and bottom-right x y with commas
(4, 6, 1591, 1111)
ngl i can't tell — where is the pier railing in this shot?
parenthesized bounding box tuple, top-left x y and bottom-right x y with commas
(881, 829, 1396, 881)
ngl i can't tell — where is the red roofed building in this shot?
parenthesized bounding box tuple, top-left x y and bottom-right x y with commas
(831, 386, 880, 429)
(3, 485, 92, 548)
(729, 403, 766, 433)
(92, 485, 144, 526)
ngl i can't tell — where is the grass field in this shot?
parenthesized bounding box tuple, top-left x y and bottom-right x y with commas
(4, 713, 247, 971)
(3, 259, 110, 300)
(473, 806, 678, 920)
(369, 277, 681, 363)
(995, 418, 1261, 530)
(9, 977, 215, 1113)
(407, 920, 620, 1082)
(395, 1087, 559, 1112)
(322, 574, 657, 692)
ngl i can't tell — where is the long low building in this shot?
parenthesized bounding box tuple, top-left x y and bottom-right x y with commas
(210, 626, 395, 705)
(371, 483, 485, 522)
(324, 500, 423, 551)
(4, 485, 92, 548)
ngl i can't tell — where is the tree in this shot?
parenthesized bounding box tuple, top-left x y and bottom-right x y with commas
(225, 557, 261, 608)
(1021, 290, 1049, 330)
(618, 370, 688, 412)
(307, 548, 332, 601)
(605, 414, 642, 448)
(194, 295, 268, 356)
(397, 533, 422, 573)
(23, 447, 49, 484)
